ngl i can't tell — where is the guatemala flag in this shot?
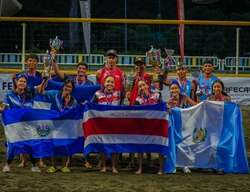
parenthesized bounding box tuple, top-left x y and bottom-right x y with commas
(83, 102, 171, 159)
(166, 101, 249, 174)
(2, 104, 85, 159)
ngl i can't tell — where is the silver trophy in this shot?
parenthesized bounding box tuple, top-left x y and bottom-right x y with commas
(49, 36, 63, 58)
(43, 50, 53, 79)
(164, 48, 176, 72)
(191, 71, 204, 96)
(147, 45, 163, 82)
(123, 70, 136, 106)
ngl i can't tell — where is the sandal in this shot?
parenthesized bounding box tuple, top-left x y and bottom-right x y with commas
(45, 166, 56, 173)
(216, 169, 224, 175)
(206, 168, 213, 175)
(61, 166, 70, 173)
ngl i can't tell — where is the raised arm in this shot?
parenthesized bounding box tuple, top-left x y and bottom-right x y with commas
(36, 78, 49, 95)
(53, 60, 65, 80)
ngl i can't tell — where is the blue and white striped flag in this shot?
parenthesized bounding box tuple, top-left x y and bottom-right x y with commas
(165, 101, 249, 174)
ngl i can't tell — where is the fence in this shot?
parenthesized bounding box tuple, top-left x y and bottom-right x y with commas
(1, 17, 250, 73)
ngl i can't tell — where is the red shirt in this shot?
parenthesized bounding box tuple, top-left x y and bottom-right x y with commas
(130, 72, 151, 106)
(100, 67, 124, 92)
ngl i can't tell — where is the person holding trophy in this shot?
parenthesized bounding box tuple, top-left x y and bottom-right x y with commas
(196, 60, 218, 101)
(133, 79, 164, 175)
(125, 56, 162, 169)
(162, 62, 196, 101)
(37, 78, 78, 173)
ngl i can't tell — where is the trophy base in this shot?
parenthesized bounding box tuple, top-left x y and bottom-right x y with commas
(195, 91, 203, 96)
(152, 74, 163, 83)
(43, 71, 50, 79)
(122, 99, 130, 106)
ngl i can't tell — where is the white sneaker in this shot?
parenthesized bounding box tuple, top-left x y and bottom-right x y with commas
(31, 166, 41, 173)
(182, 167, 191, 173)
(3, 166, 10, 173)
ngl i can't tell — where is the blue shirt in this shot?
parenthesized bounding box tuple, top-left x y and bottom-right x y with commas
(3, 87, 36, 109)
(45, 90, 77, 112)
(198, 74, 217, 101)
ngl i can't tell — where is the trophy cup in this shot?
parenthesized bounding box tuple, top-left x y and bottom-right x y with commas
(191, 71, 204, 96)
(43, 50, 53, 79)
(122, 70, 136, 106)
(49, 36, 63, 58)
(147, 45, 163, 82)
(164, 48, 176, 72)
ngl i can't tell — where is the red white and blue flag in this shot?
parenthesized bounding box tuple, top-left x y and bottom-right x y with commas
(83, 102, 169, 156)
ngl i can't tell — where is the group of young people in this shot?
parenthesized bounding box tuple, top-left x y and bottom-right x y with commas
(0, 49, 232, 175)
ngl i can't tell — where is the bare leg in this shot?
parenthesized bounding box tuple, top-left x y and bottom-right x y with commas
(100, 152, 107, 173)
(111, 153, 118, 174)
(51, 156, 57, 168)
(157, 154, 164, 175)
(84, 154, 93, 169)
(135, 153, 143, 174)
(39, 158, 47, 168)
(62, 156, 67, 168)
(18, 153, 26, 168)
(127, 153, 135, 168)
(66, 156, 71, 167)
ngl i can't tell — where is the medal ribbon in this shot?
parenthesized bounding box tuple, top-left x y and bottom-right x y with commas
(16, 89, 26, 108)
(27, 70, 36, 77)
(214, 94, 223, 101)
(104, 90, 114, 105)
(75, 77, 86, 85)
(203, 76, 210, 94)
(171, 96, 180, 108)
(141, 93, 151, 105)
(178, 78, 186, 93)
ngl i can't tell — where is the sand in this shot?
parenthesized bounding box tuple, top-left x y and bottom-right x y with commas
(0, 106, 249, 192)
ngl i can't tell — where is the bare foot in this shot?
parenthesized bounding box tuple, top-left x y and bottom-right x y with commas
(18, 162, 26, 168)
(85, 162, 93, 169)
(39, 161, 47, 168)
(135, 169, 142, 175)
(112, 167, 118, 174)
(100, 167, 106, 173)
(157, 171, 163, 175)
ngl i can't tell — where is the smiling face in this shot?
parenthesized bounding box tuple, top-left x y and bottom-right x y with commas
(104, 76, 115, 92)
(138, 80, 149, 96)
(202, 63, 214, 75)
(76, 64, 87, 77)
(16, 77, 27, 91)
(176, 67, 187, 79)
(212, 82, 223, 95)
(170, 84, 180, 97)
(62, 82, 73, 95)
(26, 58, 38, 70)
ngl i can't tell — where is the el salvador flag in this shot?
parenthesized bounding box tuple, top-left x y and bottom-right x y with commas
(2, 104, 85, 159)
(83, 102, 171, 159)
(166, 101, 249, 174)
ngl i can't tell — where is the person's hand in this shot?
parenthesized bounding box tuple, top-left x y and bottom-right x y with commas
(125, 92, 131, 99)
(154, 67, 161, 74)
(12, 74, 16, 80)
(50, 49, 57, 55)
(82, 100, 87, 105)
(0, 107, 4, 114)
